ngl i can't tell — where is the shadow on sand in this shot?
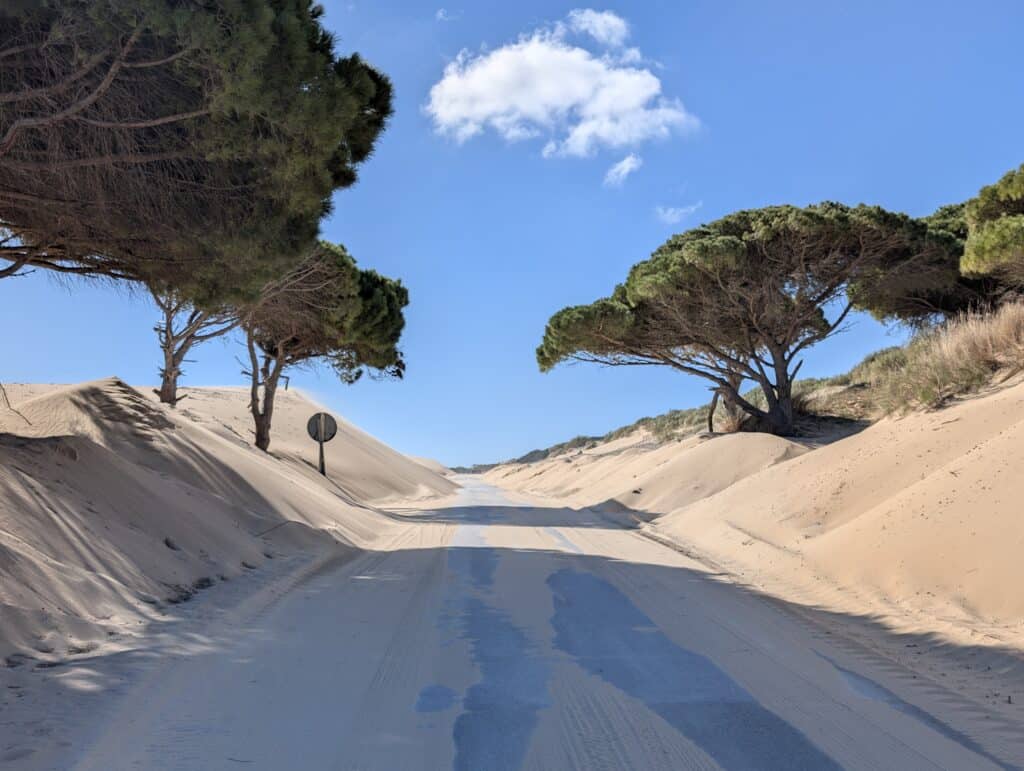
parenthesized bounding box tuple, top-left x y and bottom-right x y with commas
(7, 531, 1022, 770)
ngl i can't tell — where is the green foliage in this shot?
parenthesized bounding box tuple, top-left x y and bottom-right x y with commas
(851, 205, 971, 324)
(923, 202, 970, 241)
(962, 164, 1024, 280)
(539, 202, 952, 435)
(0, 1, 393, 305)
(248, 241, 407, 381)
(846, 346, 909, 384)
(329, 266, 409, 382)
(854, 194, 1020, 325)
(536, 288, 637, 372)
(964, 217, 1024, 277)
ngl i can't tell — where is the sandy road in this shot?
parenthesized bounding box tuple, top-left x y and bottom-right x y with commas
(66, 478, 1022, 770)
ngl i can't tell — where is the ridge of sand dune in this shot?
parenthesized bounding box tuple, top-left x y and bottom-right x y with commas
(646, 380, 1024, 642)
(163, 384, 456, 503)
(5, 379, 454, 504)
(409, 455, 451, 475)
(0, 378, 456, 662)
(485, 429, 806, 517)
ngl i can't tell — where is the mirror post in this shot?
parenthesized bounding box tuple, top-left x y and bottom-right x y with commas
(318, 413, 326, 476)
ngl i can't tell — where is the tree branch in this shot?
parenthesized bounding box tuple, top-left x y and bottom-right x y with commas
(76, 108, 209, 130)
(2, 150, 191, 171)
(0, 48, 110, 104)
(0, 381, 31, 426)
(123, 48, 192, 69)
(0, 256, 30, 278)
(0, 27, 142, 157)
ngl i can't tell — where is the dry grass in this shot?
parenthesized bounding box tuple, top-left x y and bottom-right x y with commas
(875, 303, 1024, 410)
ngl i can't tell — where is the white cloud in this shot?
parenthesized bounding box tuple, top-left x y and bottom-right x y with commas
(425, 11, 697, 158)
(617, 47, 643, 64)
(603, 153, 643, 186)
(567, 9, 629, 47)
(435, 8, 457, 21)
(655, 202, 702, 224)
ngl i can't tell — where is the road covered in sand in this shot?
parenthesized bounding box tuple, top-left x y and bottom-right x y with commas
(62, 478, 1022, 770)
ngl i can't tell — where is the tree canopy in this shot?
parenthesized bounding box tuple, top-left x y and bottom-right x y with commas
(0, 0, 393, 304)
(538, 203, 956, 434)
(243, 241, 407, 450)
(962, 163, 1024, 282)
(849, 201, 1009, 324)
(859, 164, 1024, 325)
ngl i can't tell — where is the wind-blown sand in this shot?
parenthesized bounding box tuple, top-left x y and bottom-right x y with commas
(485, 380, 1024, 710)
(2, 379, 1023, 768)
(410, 455, 453, 476)
(20, 478, 1024, 769)
(486, 430, 808, 518)
(0, 378, 455, 663)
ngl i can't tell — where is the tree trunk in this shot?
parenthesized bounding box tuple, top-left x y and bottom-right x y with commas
(764, 402, 794, 435)
(764, 347, 795, 435)
(157, 375, 177, 405)
(706, 390, 720, 433)
(253, 410, 272, 452)
(254, 374, 280, 452)
(154, 292, 184, 406)
(156, 347, 181, 405)
(246, 330, 283, 453)
(151, 288, 237, 408)
(721, 371, 745, 429)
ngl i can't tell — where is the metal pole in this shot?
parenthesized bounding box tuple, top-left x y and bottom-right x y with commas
(318, 413, 326, 476)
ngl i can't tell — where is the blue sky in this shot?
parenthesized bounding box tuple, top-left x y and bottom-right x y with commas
(2, 1, 1022, 467)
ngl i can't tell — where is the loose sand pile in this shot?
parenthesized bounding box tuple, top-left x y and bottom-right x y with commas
(486, 380, 1024, 656)
(0, 378, 455, 663)
(486, 430, 806, 517)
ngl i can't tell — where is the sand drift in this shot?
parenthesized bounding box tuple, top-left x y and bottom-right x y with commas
(60, 479, 1022, 770)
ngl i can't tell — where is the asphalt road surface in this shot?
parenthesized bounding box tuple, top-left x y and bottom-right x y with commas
(68, 479, 1022, 770)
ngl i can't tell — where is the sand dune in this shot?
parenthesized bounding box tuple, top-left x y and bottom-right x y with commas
(0, 378, 455, 663)
(63, 479, 1024, 770)
(3, 379, 1023, 768)
(409, 455, 452, 476)
(486, 430, 806, 517)
(486, 379, 1024, 662)
(648, 380, 1024, 646)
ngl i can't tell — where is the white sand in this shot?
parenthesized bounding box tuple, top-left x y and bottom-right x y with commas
(409, 455, 453, 475)
(2, 381, 1023, 768)
(485, 381, 1024, 715)
(0, 378, 455, 663)
(36, 479, 1024, 769)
